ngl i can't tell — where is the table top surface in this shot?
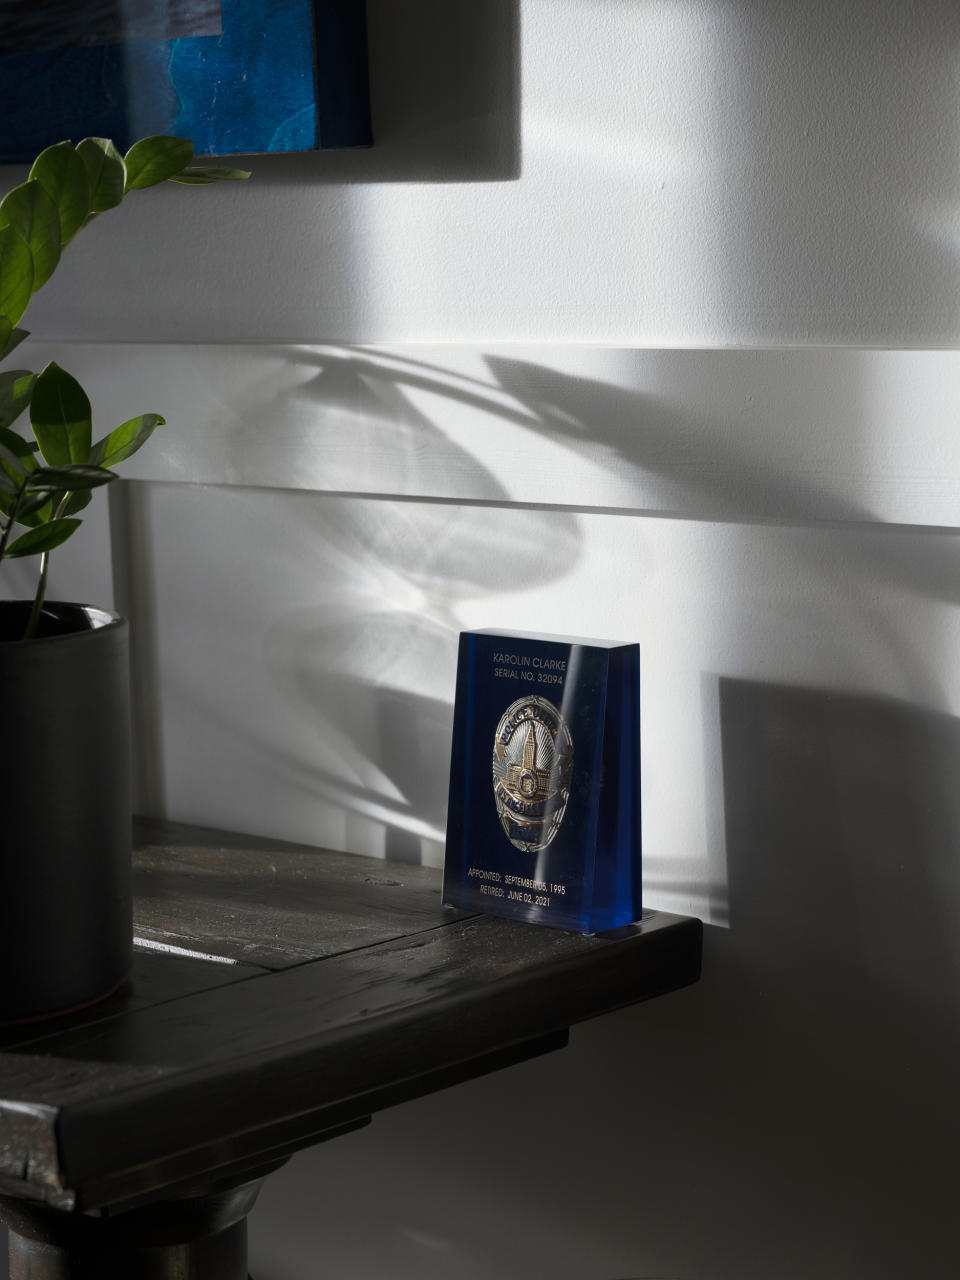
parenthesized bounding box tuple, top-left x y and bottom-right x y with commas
(0, 820, 702, 1214)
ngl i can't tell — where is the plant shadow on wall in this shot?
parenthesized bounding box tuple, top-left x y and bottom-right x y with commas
(256, 483, 584, 867)
(118, 347, 960, 893)
(114, 354, 586, 866)
(258, 349, 960, 835)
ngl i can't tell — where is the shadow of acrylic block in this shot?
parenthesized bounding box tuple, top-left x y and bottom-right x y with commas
(717, 675, 960, 1264)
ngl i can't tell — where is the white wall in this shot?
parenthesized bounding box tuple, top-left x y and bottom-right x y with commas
(3, 3, 960, 1277)
(15, 0, 960, 347)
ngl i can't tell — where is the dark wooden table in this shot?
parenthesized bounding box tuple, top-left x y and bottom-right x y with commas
(0, 820, 702, 1279)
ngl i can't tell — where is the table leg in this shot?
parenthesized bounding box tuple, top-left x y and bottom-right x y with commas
(0, 1173, 266, 1279)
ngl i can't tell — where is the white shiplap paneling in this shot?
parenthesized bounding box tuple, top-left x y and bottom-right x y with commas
(16, 342, 960, 528)
(107, 478, 960, 924)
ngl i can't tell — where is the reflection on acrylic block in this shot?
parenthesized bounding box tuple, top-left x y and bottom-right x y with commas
(443, 630, 641, 935)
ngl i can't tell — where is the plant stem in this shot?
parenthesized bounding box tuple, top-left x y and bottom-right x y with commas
(23, 549, 50, 641)
(22, 492, 70, 642)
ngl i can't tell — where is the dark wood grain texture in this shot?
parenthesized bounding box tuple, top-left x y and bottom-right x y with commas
(0, 821, 702, 1217)
(0, 950, 261, 1054)
(131, 817, 470, 968)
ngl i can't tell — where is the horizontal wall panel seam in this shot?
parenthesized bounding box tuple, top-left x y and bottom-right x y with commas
(16, 342, 960, 530)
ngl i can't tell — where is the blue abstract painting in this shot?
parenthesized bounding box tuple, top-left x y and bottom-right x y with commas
(0, 0, 372, 162)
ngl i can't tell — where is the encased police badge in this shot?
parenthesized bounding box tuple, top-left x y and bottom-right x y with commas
(492, 696, 573, 851)
(443, 629, 642, 934)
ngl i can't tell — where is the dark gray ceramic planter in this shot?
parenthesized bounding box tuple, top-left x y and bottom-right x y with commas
(0, 601, 132, 1024)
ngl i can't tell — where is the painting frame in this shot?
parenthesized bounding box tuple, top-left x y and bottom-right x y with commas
(0, 0, 372, 162)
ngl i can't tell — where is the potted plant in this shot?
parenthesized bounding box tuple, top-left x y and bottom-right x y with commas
(0, 136, 249, 1023)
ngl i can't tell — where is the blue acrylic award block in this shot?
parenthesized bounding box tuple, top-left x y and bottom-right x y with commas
(443, 630, 641, 934)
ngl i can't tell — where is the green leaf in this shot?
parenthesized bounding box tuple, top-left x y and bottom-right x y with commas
(4, 517, 81, 558)
(0, 432, 35, 509)
(26, 464, 116, 491)
(90, 412, 164, 467)
(169, 166, 252, 185)
(11, 491, 53, 525)
(0, 425, 37, 458)
(0, 226, 34, 326)
(59, 488, 92, 518)
(0, 438, 27, 476)
(0, 468, 18, 494)
(0, 179, 61, 289)
(0, 322, 29, 361)
(0, 371, 36, 430)
(124, 136, 194, 190)
(0, 428, 37, 499)
(29, 140, 91, 245)
(30, 362, 92, 465)
(76, 138, 126, 213)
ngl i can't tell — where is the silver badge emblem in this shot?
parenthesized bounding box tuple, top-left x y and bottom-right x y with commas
(492, 695, 574, 852)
